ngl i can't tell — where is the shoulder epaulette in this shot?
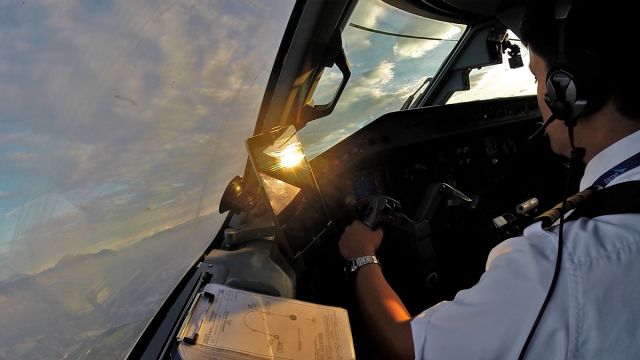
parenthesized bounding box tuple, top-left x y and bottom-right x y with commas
(534, 181, 640, 229)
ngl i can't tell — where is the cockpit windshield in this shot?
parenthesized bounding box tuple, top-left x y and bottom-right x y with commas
(297, 1, 536, 160)
(0, 0, 294, 358)
(298, 0, 466, 159)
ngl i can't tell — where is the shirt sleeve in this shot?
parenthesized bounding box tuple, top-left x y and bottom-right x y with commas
(411, 231, 558, 360)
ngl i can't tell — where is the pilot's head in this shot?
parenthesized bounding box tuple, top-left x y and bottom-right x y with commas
(520, 0, 640, 161)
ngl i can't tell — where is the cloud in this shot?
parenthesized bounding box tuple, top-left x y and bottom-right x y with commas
(337, 60, 395, 108)
(359, 60, 395, 87)
(0, 0, 295, 277)
(350, 0, 386, 28)
(393, 24, 462, 60)
(4, 0, 285, 193)
(300, 62, 432, 158)
(310, 60, 399, 132)
(299, 7, 468, 160)
(393, 38, 441, 59)
(311, 67, 345, 104)
(342, 0, 388, 51)
(3, 152, 39, 163)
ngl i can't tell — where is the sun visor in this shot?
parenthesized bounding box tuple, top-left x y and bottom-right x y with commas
(495, 3, 525, 39)
(442, 0, 503, 16)
(380, 0, 485, 23)
(382, 0, 526, 31)
(441, 0, 525, 37)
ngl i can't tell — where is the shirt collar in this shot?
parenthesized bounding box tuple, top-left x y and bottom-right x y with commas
(580, 129, 640, 191)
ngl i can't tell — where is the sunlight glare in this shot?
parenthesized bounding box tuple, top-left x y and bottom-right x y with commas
(277, 143, 305, 168)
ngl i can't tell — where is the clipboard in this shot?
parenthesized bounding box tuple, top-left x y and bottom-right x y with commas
(177, 284, 355, 360)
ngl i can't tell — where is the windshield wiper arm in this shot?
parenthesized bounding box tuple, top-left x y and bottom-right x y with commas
(401, 77, 432, 110)
(349, 23, 458, 41)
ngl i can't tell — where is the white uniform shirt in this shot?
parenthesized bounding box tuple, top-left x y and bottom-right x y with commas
(411, 130, 640, 359)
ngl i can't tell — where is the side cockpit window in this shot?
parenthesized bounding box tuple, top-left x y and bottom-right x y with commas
(447, 31, 536, 104)
(0, 0, 294, 357)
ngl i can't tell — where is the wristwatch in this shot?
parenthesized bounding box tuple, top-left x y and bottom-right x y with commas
(345, 255, 381, 276)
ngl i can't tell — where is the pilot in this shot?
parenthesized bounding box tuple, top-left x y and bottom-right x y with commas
(338, 0, 640, 358)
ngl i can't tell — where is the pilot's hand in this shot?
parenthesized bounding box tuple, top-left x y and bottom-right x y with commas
(338, 220, 383, 259)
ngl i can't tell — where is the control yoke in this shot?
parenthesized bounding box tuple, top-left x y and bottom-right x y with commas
(359, 182, 472, 235)
(357, 182, 472, 287)
(361, 196, 410, 230)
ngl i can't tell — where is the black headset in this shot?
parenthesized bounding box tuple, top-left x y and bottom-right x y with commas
(528, 0, 607, 140)
(544, 0, 605, 125)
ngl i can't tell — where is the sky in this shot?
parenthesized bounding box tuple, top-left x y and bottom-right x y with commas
(0, 0, 295, 279)
(0, 0, 295, 356)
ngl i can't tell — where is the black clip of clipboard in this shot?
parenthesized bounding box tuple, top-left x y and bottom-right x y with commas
(177, 288, 216, 344)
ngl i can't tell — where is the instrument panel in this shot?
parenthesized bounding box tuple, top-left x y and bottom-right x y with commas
(301, 95, 572, 311)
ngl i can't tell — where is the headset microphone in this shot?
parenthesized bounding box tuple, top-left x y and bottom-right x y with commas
(528, 114, 557, 140)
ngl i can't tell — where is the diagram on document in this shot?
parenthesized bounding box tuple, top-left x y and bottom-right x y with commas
(242, 301, 303, 354)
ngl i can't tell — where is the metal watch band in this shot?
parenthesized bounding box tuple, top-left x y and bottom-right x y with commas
(347, 255, 381, 274)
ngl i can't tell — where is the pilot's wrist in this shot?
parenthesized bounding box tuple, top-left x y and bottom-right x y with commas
(339, 241, 376, 259)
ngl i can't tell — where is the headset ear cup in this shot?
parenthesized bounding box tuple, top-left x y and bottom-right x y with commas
(545, 68, 573, 119)
(545, 66, 588, 120)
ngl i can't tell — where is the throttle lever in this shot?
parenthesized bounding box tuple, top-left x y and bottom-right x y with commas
(415, 182, 472, 222)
